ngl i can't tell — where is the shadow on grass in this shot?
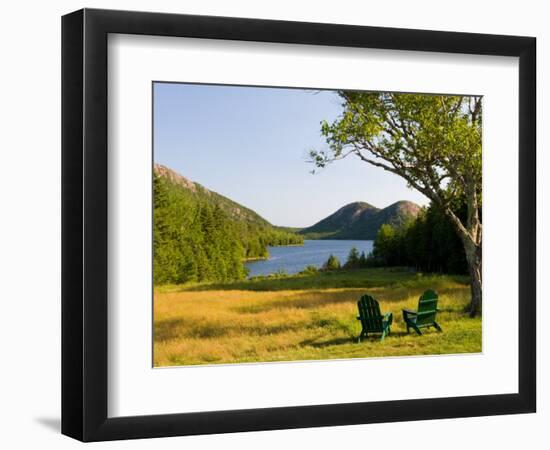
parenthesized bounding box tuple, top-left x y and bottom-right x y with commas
(376, 285, 470, 304)
(156, 318, 242, 340)
(155, 316, 311, 341)
(178, 268, 426, 292)
(154, 317, 188, 341)
(232, 290, 361, 313)
(170, 269, 470, 297)
(298, 330, 411, 347)
(300, 336, 355, 348)
(231, 286, 467, 315)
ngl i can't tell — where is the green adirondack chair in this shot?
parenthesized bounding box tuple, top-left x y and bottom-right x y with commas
(402, 289, 442, 335)
(356, 294, 393, 342)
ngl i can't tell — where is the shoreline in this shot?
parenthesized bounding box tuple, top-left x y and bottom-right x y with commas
(243, 256, 268, 262)
(243, 242, 305, 262)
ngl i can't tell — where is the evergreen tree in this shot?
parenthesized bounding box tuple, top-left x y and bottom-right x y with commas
(358, 251, 368, 268)
(368, 201, 468, 274)
(344, 247, 361, 268)
(323, 254, 341, 270)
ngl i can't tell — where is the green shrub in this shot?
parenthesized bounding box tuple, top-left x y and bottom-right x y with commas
(323, 254, 341, 270)
(299, 265, 319, 275)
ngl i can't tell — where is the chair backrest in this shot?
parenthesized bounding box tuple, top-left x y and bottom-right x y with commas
(357, 295, 383, 332)
(416, 289, 438, 325)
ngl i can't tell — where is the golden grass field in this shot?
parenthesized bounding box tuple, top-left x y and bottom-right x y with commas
(154, 268, 482, 366)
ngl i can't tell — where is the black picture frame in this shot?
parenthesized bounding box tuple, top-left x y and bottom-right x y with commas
(61, 8, 536, 442)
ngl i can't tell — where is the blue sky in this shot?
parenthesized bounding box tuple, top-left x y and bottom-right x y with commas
(153, 82, 429, 228)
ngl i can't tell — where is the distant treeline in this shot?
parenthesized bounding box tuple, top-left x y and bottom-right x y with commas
(154, 174, 303, 284)
(368, 201, 469, 274)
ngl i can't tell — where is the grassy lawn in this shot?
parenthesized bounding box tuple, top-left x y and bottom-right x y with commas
(154, 268, 481, 367)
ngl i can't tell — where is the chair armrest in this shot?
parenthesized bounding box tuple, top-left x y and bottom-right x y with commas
(402, 309, 417, 316)
(383, 312, 393, 326)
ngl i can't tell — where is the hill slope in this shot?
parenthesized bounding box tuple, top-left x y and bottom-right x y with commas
(154, 164, 271, 226)
(300, 200, 421, 240)
(153, 164, 303, 284)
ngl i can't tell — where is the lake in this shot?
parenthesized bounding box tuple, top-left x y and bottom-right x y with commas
(245, 239, 374, 277)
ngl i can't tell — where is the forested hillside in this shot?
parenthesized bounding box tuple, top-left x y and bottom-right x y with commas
(153, 165, 303, 284)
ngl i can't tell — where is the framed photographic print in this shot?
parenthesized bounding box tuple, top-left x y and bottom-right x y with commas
(61, 8, 536, 442)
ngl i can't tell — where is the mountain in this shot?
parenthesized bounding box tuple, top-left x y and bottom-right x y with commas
(300, 200, 421, 240)
(154, 163, 271, 227)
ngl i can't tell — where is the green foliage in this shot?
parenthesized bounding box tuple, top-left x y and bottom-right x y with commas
(154, 174, 246, 284)
(371, 223, 408, 266)
(299, 265, 320, 275)
(153, 174, 303, 284)
(323, 254, 341, 270)
(313, 92, 481, 209)
(344, 247, 361, 268)
(369, 202, 468, 274)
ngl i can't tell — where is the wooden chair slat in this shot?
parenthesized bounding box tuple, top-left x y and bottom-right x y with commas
(402, 290, 442, 334)
(356, 294, 392, 342)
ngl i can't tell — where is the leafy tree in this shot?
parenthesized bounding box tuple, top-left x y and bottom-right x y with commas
(311, 92, 482, 316)
(372, 224, 401, 266)
(299, 265, 319, 275)
(323, 254, 341, 270)
(344, 247, 361, 268)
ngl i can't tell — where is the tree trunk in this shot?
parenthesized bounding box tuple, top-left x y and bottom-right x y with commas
(464, 240, 482, 317)
(443, 203, 482, 317)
